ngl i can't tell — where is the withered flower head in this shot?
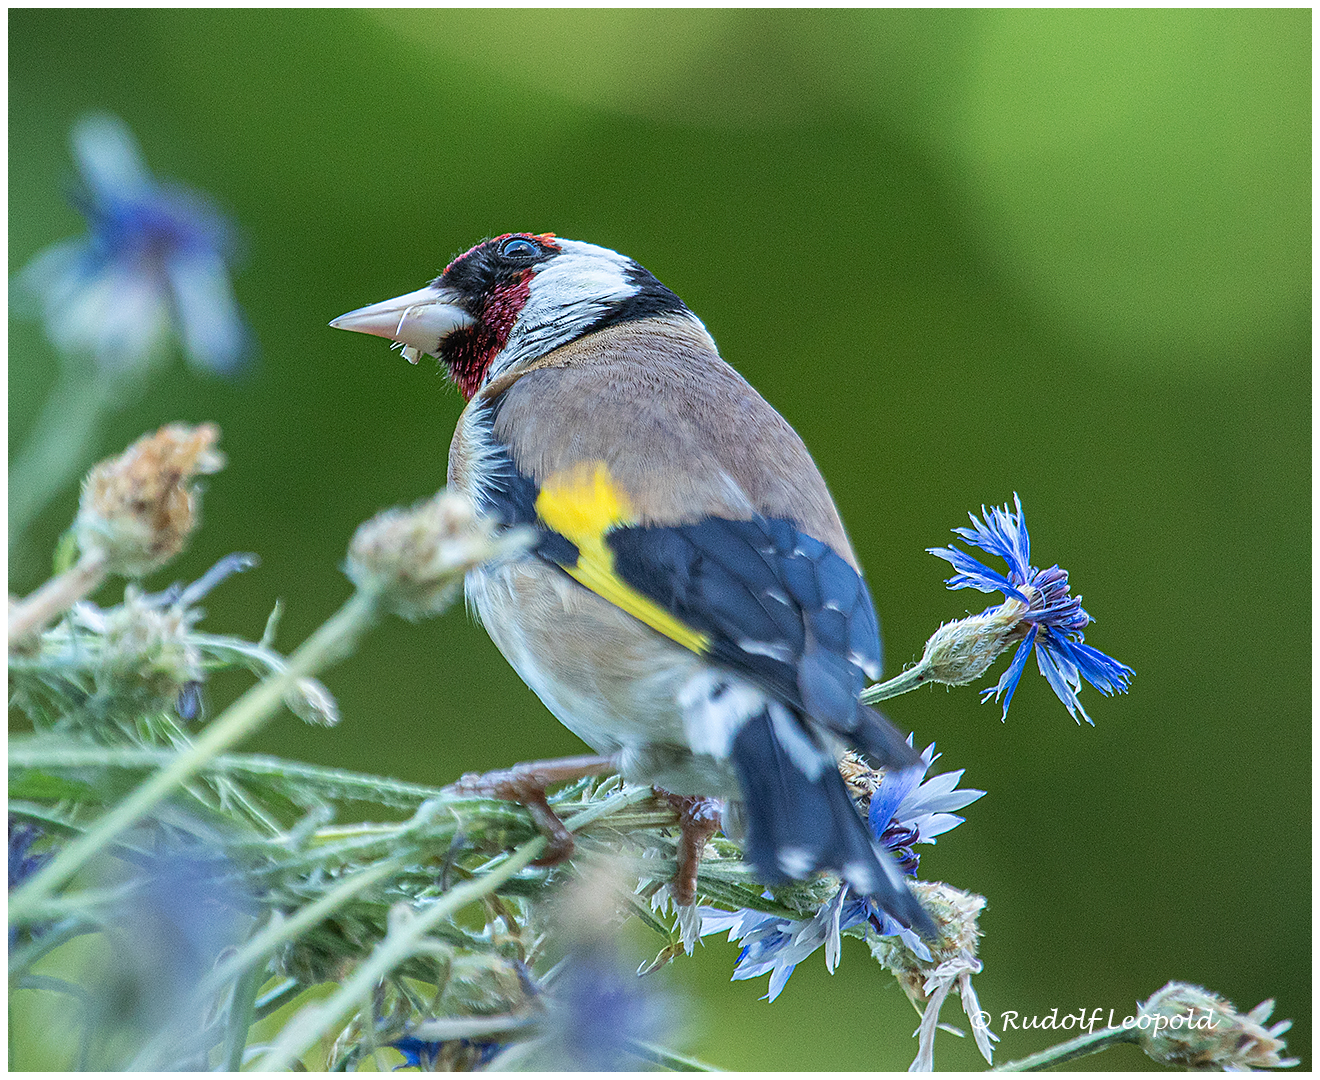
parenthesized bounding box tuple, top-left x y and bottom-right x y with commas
(75, 423, 224, 578)
(869, 881, 996, 1070)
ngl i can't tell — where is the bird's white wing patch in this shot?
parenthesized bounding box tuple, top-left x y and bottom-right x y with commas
(679, 670, 835, 784)
(737, 639, 796, 663)
(678, 669, 766, 760)
(767, 700, 831, 781)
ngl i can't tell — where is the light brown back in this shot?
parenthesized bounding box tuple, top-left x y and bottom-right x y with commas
(480, 315, 859, 566)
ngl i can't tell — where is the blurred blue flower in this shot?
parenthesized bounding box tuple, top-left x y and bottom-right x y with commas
(13, 112, 250, 375)
(8, 820, 51, 892)
(84, 844, 252, 1068)
(9, 820, 53, 949)
(701, 742, 982, 1001)
(929, 494, 1134, 724)
(125, 848, 251, 1001)
(534, 945, 674, 1070)
(390, 1037, 436, 1069)
(466, 937, 678, 1071)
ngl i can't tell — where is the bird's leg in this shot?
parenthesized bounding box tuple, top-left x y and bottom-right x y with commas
(656, 791, 723, 906)
(448, 754, 616, 866)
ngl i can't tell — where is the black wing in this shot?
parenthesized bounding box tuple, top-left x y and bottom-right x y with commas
(607, 517, 917, 770)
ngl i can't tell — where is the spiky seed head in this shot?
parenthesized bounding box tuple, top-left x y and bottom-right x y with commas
(1137, 981, 1298, 1071)
(345, 489, 528, 620)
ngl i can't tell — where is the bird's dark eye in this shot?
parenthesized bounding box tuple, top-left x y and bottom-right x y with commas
(498, 236, 540, 260)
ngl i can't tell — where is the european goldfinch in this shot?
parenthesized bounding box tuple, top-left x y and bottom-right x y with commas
(332, 234, 934, 937)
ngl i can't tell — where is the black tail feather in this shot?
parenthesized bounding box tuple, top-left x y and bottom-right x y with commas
(852, 703, 923, 771)
(730, 709, 936, 938)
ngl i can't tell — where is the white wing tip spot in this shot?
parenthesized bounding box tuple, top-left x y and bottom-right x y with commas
(843, 860, 877, 893)
(777, 846, 815, 877)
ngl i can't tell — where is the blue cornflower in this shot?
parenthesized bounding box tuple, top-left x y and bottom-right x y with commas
(390, 1036, 500, 1071)
(929, 495, 1133, 725)
(701, 742, 982, 1001)
(14, 112, 249, 375)
(537, 945, 675, 1070)
(8, 820, 51, 892)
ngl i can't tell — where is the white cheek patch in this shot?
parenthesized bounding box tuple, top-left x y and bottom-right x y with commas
(542, 250, 636, 303)
(505, 248, 638, 352)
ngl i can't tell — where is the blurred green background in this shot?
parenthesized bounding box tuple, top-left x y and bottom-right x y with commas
(9, 8, 1309, 1071)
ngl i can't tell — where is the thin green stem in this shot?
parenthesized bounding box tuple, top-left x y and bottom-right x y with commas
(859, 661, 932, 705)
(559, 783, 659, 833)
(253, 835, 546, 1071)
(626, 1039, 722, 1071)
(405, 1013, 538, 1041)
(222, 961, 267, 1073)
(253, 979, 303, 1023)
(8, 366, 119, 553)
(7, 918, 99, 976)
(9, 741, 449, 809)
(8, 551, 109, 644)
(15, 973, 93, 1003)
(10, 881, 139, 924)
(994, 1026, 1139, 1071)
(8, 588, 383, 922)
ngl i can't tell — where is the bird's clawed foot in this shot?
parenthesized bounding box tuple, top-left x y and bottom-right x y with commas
(656, 791, 723, 907)
(448, 754, 616, 866)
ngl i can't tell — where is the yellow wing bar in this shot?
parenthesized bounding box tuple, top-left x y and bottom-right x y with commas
(535, 462, 711, 655)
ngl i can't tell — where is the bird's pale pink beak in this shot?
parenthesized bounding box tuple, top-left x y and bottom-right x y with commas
(330, 285, 473, 363)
